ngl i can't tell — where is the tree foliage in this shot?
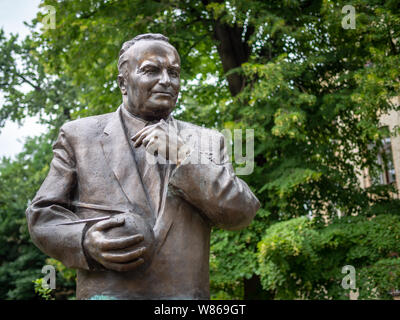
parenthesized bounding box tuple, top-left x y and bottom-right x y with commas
(258, 214, 400, 299)
(0, 135, 51, 299)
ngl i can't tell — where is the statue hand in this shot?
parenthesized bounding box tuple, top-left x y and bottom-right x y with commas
(132, 119, 191, 165)
(83, 216, 146, 272)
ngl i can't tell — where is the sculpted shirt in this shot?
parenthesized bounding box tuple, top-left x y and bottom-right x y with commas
(120, 105, 170, 223)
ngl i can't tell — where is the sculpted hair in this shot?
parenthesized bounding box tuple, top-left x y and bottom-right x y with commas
(118, 33, 170, 75)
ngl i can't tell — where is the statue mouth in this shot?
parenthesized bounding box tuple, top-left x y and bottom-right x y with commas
(151, 91, 174, 97)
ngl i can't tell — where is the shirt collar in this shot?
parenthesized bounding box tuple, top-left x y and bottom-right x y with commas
(120, 104, 175, 138)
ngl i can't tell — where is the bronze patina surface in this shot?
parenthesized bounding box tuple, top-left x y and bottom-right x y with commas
(26, 33, 260, 300)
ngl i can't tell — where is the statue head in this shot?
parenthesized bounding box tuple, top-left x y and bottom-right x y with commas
(117, 33, 181, 121)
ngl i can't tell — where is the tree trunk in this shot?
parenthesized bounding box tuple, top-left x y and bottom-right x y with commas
(212, 21, 251, 96)
(201, 2, 268, 299)
(201, 0, 253, 97)
(244, 275, 273, 300)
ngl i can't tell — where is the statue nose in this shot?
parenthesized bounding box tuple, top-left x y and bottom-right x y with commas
(158, 69, 171, 86)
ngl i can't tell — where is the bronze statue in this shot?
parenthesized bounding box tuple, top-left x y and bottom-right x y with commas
(26, 33, 260, 300)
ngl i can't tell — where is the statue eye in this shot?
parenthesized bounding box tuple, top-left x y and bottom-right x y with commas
(143, 67, 159, 74)
(168, 69, 179, 77)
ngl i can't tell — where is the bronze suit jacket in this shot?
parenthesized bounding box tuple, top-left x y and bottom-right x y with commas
(26, 106, 260, 300)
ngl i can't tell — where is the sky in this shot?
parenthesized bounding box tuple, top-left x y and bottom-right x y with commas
(0, 0, 46, 159)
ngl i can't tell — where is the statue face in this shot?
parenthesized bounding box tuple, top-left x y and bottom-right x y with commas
(119, 40, 181, 121)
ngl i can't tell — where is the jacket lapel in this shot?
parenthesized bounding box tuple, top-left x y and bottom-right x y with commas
(100, 106, 153, 221)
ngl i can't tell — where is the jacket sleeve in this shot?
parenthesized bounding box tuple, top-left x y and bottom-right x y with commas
(26, 125, 90, 270)
(168, 133, 260, 230)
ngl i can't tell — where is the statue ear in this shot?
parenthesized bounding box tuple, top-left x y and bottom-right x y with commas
(118, 74, 127, 95)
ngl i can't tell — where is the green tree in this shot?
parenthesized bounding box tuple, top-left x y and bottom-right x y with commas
(258, 214, 400, 299)
(0, 135, 51, 299)
(1, 0, 400, 299)
(0, 28, 79, 299)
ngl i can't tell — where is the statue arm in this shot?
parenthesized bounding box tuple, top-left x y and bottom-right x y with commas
(169, 134, 260, 230)
(26, 126, 90, 270)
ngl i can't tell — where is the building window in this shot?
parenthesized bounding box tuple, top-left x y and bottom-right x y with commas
(370, 133, 396, 186)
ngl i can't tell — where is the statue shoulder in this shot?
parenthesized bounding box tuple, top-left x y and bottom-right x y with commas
(60, 112, 114, 138)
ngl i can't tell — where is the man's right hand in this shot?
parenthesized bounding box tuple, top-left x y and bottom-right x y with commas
(83, 216, 147, 272)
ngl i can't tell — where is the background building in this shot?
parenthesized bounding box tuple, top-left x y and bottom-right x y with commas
(357, 97, 400, 198)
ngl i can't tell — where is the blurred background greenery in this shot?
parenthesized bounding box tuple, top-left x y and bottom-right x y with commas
(1, 0, 400, 300)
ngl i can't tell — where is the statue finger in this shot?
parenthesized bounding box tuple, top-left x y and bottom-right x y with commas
(133, 132, 146, 147)
(101, 258, 144, 272)
(141, 135, 153, 148)
(101, 234, 144, 250)
(134, 128, 160, 147)
(145, 138, 159, 156)
(102, 247, 147, 263)
(94, 216, 125, 231)
(132, 125, 154, 143)
(146, 135, 161, 148)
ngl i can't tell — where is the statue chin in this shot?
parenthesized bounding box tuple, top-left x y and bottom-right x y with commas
(146, 105, 174, 120)
(104, 212, 156, 272)
(126, 103, 173, 121)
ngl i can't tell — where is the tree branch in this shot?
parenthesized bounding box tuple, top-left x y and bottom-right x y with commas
(17, 74, 41, 91)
